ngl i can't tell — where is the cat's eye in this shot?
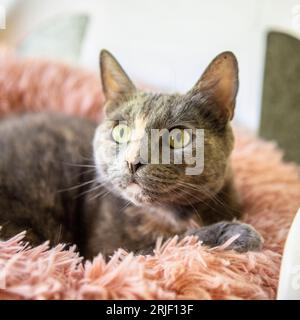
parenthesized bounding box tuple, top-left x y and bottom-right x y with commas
(169, 129, 191, 149)
(112, 124, 132, 143)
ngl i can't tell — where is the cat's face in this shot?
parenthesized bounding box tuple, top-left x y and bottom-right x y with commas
(93, 50, 238, 206)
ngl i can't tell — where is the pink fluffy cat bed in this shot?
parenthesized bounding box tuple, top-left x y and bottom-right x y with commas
(0, 49, 299, 300)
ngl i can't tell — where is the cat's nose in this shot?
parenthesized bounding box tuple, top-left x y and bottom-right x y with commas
(126, 161, 143, 174)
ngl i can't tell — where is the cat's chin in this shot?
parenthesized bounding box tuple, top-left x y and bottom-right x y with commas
(122, 183, 151, 206)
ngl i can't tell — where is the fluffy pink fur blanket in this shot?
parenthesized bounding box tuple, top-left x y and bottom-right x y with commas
(0, 50, 300, 300)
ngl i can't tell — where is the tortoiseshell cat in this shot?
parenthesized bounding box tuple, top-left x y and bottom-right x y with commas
(0, 50, 263, 258)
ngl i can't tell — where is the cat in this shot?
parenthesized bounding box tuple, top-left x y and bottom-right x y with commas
(0, 50, 263, 259)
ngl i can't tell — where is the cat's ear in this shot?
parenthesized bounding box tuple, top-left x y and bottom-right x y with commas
(191, 51, 239, 122)
(100, 50, 136, 102)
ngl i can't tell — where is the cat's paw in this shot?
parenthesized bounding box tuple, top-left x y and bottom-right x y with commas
(216, 222, 263, 252)
(187, 221, 263, 253)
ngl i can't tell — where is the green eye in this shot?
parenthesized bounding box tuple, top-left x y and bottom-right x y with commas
(112, 124, 132, 143)
(169, 129, 191, 149)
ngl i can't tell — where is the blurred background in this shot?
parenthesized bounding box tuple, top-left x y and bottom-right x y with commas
(0, 0, 300, 162)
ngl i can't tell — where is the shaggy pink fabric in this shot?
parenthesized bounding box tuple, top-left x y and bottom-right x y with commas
(0, 50, 299, 300)
(0, 48, 105, 121)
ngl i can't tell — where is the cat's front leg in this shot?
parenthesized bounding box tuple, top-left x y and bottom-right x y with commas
(184, 221, 263, 252)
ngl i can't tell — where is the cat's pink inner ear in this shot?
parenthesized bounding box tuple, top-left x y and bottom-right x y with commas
(100, 50, 136, 102)
(195, 52, 239, 121)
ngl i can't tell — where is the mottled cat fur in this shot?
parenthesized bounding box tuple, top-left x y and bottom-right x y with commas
(0, 51, 263, 259)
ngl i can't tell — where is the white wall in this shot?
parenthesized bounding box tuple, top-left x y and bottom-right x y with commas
(2, 0, 300, 131)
